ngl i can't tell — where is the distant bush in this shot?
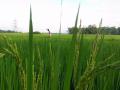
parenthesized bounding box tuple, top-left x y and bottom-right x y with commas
(33, 31, 41, 34)
(68, 25, 120, 35)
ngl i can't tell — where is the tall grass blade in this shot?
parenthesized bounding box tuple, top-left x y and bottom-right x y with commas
(75, 4, 80, 27)
(27, 5, 33, 90)
(59, 0, 63, 35)
(0, 53, 5, 58)
(72, 3, 80, 42)
(63, 4, 80, 90)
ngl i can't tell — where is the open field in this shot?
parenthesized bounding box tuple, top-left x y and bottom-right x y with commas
(0, 33, 120, 90)
(1, 33, 120, 39)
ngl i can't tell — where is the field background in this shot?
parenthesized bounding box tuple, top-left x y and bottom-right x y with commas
(0, 33, 120, 90)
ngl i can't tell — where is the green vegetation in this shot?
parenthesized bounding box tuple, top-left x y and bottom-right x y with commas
(0, 33, 120, 90)
(0, 6, 120, 90)
(68, 25, 120, 35)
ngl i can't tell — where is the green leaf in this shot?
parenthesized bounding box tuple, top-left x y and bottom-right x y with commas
(0, 53, 5, 58)
(27, 5, 33, 90)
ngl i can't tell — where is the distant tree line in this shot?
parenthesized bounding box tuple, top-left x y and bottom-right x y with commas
(0, 29, 42, 34)
(68, 25, 120, 35)
(0, 29, 16, 33)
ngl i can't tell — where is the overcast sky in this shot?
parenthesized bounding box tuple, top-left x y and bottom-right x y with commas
(0, 0, 120, 33)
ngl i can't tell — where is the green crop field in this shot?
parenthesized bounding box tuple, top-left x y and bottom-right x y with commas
(0, 33, 120, 90)
(0, 7, 120, 90)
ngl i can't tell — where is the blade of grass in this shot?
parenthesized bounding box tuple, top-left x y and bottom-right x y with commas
(0, 53, 5, 58)
(27, 5, 33, 90)
(63, 4, 80, 90)
(59, 0, 63, 35)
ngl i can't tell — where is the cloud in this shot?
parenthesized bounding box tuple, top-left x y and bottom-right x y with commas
(0, 0, 120, 32)
(80, 0, 120, 27)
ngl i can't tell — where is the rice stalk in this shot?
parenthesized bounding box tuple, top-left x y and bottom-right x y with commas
(76, 19, 103, 90)
(59, 0, 63, 35)
(0, 36, 26, 90)
(27, 5, 33, 90)
(0, 53, 5, 58)
(63, 4, 81, 90)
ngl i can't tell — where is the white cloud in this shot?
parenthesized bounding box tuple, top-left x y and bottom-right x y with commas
(81, 0, 120, 27)
(0, 0, 120, 33)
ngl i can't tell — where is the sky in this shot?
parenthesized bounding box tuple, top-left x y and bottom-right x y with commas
(0, 0, 120, 33)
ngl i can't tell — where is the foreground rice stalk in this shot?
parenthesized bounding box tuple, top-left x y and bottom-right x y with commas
(59, 0, 63, 35)
(75, 19, 103, 90)
(27, 6, 33, 90)
(63, 4, 81, 90)
(73, 20, 84, 89)
(0, 53, 5, 58)
(34, 48, 44, 90)
(0, 36, 26, 90)
(75, 19, 120, 90)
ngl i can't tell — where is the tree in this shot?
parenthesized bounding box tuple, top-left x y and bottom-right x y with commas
(117, 27, 120, 34)
(68, 25, 97, 34)
(85, 25, 97, 34)
(68, 27, 79, 34)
